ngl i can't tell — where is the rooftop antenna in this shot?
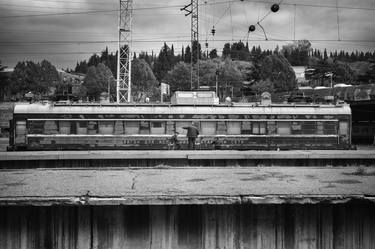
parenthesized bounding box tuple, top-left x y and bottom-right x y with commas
(117, 0, 133, 103)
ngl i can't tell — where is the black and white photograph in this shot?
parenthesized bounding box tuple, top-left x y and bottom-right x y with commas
(0, 0, 375, 248)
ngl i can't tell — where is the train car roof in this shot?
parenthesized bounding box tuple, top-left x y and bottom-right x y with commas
(13, 102, 351, 116)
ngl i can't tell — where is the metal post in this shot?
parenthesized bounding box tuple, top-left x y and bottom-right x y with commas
(215, 70, 219, 96)
(192, 0, 199, 89)
(108, 78, 110, 101)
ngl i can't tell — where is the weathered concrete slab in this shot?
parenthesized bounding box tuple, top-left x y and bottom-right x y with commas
(1, 149, 375, 161)
(0, 167, 374, 205)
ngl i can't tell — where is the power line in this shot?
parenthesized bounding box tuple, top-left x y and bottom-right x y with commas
(3, 0, 116, 5)
(0, 9, 118, 19)
(0, 2, 112, 11)
(215, 0, 375, 11)
(0, 39, 375, 46)
(0, 0, 374, 19)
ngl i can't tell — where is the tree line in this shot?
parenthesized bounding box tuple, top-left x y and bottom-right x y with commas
(1, 40, 374, 101)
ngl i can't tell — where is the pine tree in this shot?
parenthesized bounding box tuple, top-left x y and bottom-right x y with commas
(222, 43, 231, 58)
(184, 46, 191, 63)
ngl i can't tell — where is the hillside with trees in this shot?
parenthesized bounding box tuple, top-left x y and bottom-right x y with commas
(1, 39, 374, 102)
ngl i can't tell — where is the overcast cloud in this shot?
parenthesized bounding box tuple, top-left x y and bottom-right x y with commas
(0, 0, 374, 69)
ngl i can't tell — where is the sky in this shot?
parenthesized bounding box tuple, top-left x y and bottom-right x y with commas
(0, 0, 374, 70)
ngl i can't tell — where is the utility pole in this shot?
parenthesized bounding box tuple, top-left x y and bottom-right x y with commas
(117, 0, 133, 103)
(181, 0, 199, 90)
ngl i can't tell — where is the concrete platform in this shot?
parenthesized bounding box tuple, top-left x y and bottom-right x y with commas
(0, 167, 375, 205)
(1, 149, 375, 161)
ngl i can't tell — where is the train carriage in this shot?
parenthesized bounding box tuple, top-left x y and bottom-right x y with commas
(9, 92, 352, 151)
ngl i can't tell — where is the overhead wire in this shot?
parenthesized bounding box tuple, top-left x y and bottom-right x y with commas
(1, 0, 375, 66)
(3, 0, 375, 10)
(336, 0, 341, 41)
(0, 0, 374, 19)
(293, 4, 296, 41)
(1, 39, 374, 46)
(228, 2, 234, 41)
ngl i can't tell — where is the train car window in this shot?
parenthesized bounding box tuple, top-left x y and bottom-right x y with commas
(201, 122, 216, 135)
(88, 121, 98, 134)
(59, 121, 71, 134)
(165, 121, 175, 135)
(44, 120, 58, 135)
(339, 121, 349, 136)
(114, 121, 125, 134)
(317, 122, 324, 135)
(150, 121, 165, 134)
(15, 121, 27, 143)
(28, 121, 45, 134)
(227, 122, 241, 135)
(323, 122, 337, 135)
(140, 121, 150, 135)
(125, 121, 140, 134)
(252, 122, 266, 134)
(76, 121, 88, 135)
(301, 121, 317, 134)
(241, 121, 252, 134)
(99, 121, 114, 135)
(277, 122, 291, 135)
(176, 122, 191, 135)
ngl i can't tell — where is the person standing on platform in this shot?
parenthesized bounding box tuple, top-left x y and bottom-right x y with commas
(183, 122, 199, 150)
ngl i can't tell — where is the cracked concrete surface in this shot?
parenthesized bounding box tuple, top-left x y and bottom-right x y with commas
(0, 167, 374, 205)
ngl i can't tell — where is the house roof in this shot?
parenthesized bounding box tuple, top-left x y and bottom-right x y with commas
(0, 167, 374, 206)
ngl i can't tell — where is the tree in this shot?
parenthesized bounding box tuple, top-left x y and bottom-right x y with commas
(75, 61, 88, 74)
(81, 63, 115, 100)
(332, 61, 356, 83)
(10, 60, 60, 97)
(258, 54, 297, 92)
(250, 79, 275, 94)
(281, 40, 311, 66)
(75, 47, 117, 76)
(131, 58, 159, 101)
(0, 60, 10, 100)
(222, 43, 231, 58)
(197, 59, 218, 87)
(217, 59, 244, 97)
(230, 41, 250, 61)
(153, 43, 176, 81)
(88, 53, 100, 67)
(191, 41, 202, 63)
(184, 46, 191, 63)
(209, 49, 218, 59)
(164, 62, 192, 92)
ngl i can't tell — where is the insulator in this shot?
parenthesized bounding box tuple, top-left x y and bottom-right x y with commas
(211, 26, 216, 36)
(271, 4, 279, 12)
(248, 25, 256, 32)
(205, 42, 209, 48)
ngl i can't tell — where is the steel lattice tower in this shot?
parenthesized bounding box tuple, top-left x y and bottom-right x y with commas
(191, 0, 199, 90)
(117, 0, 133, 103)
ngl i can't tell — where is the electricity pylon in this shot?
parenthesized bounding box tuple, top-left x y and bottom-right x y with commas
(181, 0, 199, 90)
(117, 0, 133, 103)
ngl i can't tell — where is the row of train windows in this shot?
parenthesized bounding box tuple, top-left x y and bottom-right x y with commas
(20, 120, 348, 136)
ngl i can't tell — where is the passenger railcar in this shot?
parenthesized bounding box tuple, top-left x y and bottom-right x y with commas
(9, 92, 352, 151)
